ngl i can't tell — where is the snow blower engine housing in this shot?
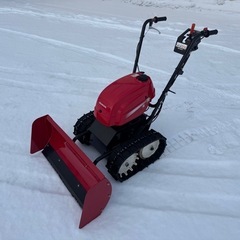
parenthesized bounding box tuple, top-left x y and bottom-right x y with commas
(30, 17, 218, 228)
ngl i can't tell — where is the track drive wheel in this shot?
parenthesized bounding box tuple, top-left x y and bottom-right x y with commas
(106, 129, 166, 182)
(73, 111, 95, 144)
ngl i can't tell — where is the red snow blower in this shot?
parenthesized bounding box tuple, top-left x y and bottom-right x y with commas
(30, 17, 218, 228)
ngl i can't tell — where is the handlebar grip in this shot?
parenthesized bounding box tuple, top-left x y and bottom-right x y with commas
(203, 29, 218, 37)
(208, 29, 218, 36)
(153, 16, 167, 23)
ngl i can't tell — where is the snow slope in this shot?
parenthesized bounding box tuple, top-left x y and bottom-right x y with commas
(0, 0, 240, 239)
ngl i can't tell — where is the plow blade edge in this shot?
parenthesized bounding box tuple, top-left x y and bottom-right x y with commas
(30, 115, 112, 228)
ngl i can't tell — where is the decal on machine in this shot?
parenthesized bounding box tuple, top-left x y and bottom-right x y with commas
(176, 42, 187, 50)
(99, 101, 107, 109)
(125, 98, 150, 119)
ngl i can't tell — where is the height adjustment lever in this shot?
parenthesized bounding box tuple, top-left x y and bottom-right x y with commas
(168, 89, 176, 94)
(149, 26, 161, 34)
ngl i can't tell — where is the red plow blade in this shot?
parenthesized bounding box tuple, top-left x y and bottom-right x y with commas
(30, 115, 112, 228)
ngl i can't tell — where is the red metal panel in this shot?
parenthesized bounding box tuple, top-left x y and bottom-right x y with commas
(94, 72, 155, 126)
(30, 115, 112, 228)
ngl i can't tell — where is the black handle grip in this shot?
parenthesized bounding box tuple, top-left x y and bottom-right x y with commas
(153, 16, 167, 23)
(208, 29, 218, 36)
(202, 29, 218, 37)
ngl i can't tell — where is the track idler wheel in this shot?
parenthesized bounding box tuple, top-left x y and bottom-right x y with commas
(73, 111, 95, 144)
(106, 129, 167, 182)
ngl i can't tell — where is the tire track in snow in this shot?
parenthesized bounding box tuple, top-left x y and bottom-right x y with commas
(0, 169, 70, 198)
(113, 188, 240, 220)
(0, 151, 71, 197)
(0, 27, 169, 75)
(1, 7, 239, 55)
(202, 42, 240, 54)
(0, 76, 99, 96)
(0, 65, 72, 77)
(0, 140, 72, 198)
(123, 117, 240, 219)
(146, 158, 240, 180)
(0, 65, 109, 96)
(163, 118, 240, 157)
(113, 173, 240, 219)
(191, 83, 240, 109)
(0, 7, 139, 32)
(142, 119, 240, 180)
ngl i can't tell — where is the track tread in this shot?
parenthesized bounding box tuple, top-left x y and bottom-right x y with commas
(73, 111, 95, 144)
(107, 129, 166, 182)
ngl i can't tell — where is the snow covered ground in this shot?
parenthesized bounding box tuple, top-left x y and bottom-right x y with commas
(1, 0, 240, 239)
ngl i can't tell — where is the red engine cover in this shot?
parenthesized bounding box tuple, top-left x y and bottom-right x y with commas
(94, 72, 155, 126)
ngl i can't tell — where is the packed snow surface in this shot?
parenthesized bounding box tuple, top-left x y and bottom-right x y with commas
(0, 0, 240, 239)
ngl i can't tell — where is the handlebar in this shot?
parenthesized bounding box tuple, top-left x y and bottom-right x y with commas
(152, 16, 167, 23)
(202, 29, 218, 37)
(190, 23, 218, 38)
(133, 16, 167, 73)
(174, 25, 218, 55)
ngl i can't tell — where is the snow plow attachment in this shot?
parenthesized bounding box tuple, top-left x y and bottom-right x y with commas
(30, 115, 112, 228)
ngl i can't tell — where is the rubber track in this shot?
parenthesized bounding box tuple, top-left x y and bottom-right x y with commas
(73, 111, 95, 144)
(107, 129, 167, 182)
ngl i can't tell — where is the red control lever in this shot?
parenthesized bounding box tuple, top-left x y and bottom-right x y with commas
(190, 23, 196, 35)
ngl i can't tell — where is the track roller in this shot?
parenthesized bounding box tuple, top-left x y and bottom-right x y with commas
(106, 130, 166, 182)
